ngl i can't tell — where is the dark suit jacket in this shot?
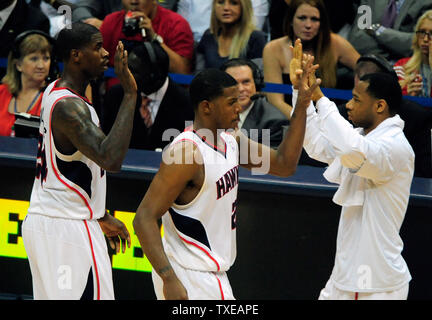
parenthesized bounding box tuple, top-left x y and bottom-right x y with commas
(348, 0, 432, 62)
(0, 0, 50, 58)
(338, 100, 432, 178)
(241, 96, 289, 149)
(101, 79, 194, 151)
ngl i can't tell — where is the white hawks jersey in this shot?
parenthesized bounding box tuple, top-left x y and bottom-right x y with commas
(27, 80, 106, 220)
(162, 128, 239, 272)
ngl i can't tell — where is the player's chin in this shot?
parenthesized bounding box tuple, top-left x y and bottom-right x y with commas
(231, 120, 239, 130)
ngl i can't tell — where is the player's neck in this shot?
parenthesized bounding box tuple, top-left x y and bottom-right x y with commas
(58, 71, 89, 97)
(193, 120, 226, 148)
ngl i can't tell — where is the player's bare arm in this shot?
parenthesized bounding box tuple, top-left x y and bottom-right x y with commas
(51, 42, 137, 172)
(133, 142, 204, 300)
(236, 45, 321, 176)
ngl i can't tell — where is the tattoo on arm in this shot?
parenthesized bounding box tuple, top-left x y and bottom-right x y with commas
(158, 265, 173, 276)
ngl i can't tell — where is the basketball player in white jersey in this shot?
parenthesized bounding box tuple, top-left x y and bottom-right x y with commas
(21, 22, 137, 299)
(133, 56, 321, 300)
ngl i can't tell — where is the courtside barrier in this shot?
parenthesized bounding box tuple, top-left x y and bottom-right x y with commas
(1, 58, 431, 107)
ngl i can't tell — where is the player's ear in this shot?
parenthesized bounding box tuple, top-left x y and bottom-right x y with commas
(70, 49, 81, 62)
(199, 100, 212, 115)
(375, 99, 387, 114)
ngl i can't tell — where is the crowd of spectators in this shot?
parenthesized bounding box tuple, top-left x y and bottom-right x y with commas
(0, 0, 431, 177)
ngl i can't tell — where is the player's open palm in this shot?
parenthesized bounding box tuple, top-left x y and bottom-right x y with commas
(114, 41, 137, 94)
(297, 54, 321, 107)
(289, 38, 303, 89)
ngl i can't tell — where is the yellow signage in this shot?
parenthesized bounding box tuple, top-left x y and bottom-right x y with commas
(0, 198, 153, 273)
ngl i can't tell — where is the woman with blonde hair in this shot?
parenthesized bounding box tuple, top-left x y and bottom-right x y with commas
(195, 0, 267, 71)
(0, 30, 53, 136)
(394, 10, 432, 97)
(262, 0, 359, 119)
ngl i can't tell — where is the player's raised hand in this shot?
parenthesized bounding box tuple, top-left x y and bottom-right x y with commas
(308, 68, 324, 101)
(289, 38, 303, 89)
(114, 41, 138, 94)
(296, 54, 321, 108)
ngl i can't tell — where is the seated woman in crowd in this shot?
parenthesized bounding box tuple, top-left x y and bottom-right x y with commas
(262, 0, 359, 119)
(0, 31, 53, 137)
(394, 10, 432, 97)
(195, 0, 267, 71)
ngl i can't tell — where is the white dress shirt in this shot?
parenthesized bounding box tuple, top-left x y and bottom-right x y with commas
(293, 89, 414, 292)
(238, 101, 255, 129)
(143, 77, 169, 124)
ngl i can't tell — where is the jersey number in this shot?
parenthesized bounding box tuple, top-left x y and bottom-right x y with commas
(231, 198, 238, 229)
(35, 132, 48, 185)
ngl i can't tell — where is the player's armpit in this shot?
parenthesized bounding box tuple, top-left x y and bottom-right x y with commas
(138, 141, 203, 221)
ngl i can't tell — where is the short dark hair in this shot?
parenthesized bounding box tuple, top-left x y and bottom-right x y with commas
(130, 41, 169, 76)
(355, 54, 398, 80)
(128, 41, 169, 94)
(189, 69, 237, 110)
(360, 73, 402, 115)
(220, 58, 265, 91)
(55, 22, 100, 62)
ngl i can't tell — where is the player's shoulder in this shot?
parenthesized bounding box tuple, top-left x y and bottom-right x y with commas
(162, 133, 202, 167)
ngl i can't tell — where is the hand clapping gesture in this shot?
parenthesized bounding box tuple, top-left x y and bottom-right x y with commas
(289, 39, 323, 105)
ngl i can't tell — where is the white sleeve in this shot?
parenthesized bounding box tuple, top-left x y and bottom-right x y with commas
(315, 97, 407, 183)
(292, 90, 336, 165)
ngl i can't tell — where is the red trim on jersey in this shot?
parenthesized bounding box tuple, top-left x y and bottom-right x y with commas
(174, 138, 199, 147)
(214, 274, 225, 300)
(49, 79, 61, 95)
(83, 220, 101, 300)
(184, 127, 227, 157)
(51, 79, 92, 105)
(177, 233, 221, 272)
(48, 96, 95, 219)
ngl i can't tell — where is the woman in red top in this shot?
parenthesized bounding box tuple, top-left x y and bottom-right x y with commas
(393, 10, 432, 97)
(0, 31, 53, 136)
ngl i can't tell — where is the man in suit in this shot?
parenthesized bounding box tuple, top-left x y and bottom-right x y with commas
(101, 41, 194, 151)
(0, 0, 50, 78)
(338, 54, 432, 178)
(0, 0, 50, 58)
(220, 58, 289, 149)
(348, 0, 432, 63)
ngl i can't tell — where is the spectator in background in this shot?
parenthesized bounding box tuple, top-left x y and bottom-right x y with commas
(268, 0, 356, 40)
(100, 0, 194, 80)
(30, 0, 79, 37)
(0, 30, 53, 137)
(160, 0, 270, 43)
(338, 53, 432, 178)
(263, 0, 359, 119)
(0, 0, 50, 78)
(195, 0, 267, 71)
(394, 10, 432, 98)
(220, 58, 289, 148)
(72, 0, 122, 29)
(101, 41, 194, 151)
(347, 0, 432, 64)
